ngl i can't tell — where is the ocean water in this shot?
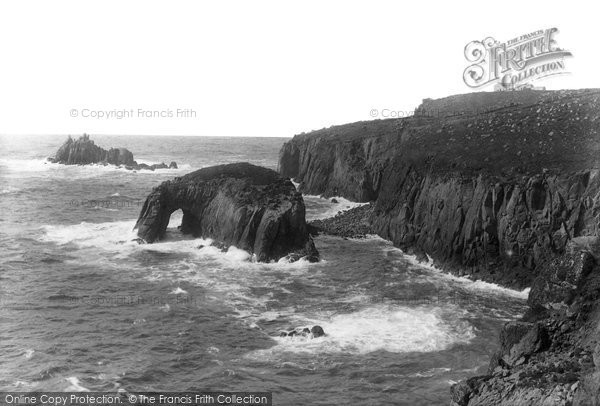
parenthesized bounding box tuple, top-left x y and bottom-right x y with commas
(0, 135, 528, 405)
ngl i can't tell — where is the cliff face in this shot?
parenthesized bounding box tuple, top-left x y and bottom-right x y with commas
(450, 239, 600, 405)
(135, 162, 319, 263)
(279, 89, 600, 405)
(279, 89, 600, 288)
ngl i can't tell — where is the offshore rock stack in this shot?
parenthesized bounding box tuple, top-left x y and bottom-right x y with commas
(135, 163, 319, 263)
(278, 89, 600, 405)
(48, 134, 177, 171)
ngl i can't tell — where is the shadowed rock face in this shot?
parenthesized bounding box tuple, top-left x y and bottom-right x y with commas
(449, 239, 600, 406)
(134, 162, 319, 262)
(279, 89, 600, 405)
(48, 134, 176, 171)
(279, 89, 600, 289)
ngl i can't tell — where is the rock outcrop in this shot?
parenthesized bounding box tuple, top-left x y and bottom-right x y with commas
(134, 162, 319, 263)
(279, 89, 600, 289)
(308, 203, 373, 238)
(450, 239, 600, 405)
(48, 134, 177, 171)
(278, 89, 600, 404)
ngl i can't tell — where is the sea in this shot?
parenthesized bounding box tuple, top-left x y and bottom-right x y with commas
(0, 135, 529, 405)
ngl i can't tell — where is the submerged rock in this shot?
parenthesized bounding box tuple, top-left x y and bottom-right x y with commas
(134, 162, 319, 263)
(279, 325, 326, 338)
(48, 134, 177, 171)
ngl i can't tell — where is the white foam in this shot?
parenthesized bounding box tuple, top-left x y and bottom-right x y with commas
(41, 216, 318, 264)
(468, 281, 531, 299)
(303, 194, 369, 221)
(0, 186, 20, 194)
(170, 287, 188, 295)
(23, 349, 35, 359)
(65, 377, 90, 392)
(0, 158, 192, 178)
(41, 220, 138, 249)
(0, 158, 50, 171)
(402, 252, 530, 300)
(39, 218, 322, 329)
(0, 158, 127, 174)
(38, 220, 324, 312)
(133, 158, 158, 165)
(224, 246, 252, 262)
(409, 367, 452, 378)
(250, 304, 474, 357)
(14, 380, 34, 388)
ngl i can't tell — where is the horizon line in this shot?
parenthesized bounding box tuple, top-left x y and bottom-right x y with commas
(0, 133, 293, 138)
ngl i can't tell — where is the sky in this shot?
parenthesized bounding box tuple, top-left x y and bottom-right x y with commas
(0, 0, 598, 137)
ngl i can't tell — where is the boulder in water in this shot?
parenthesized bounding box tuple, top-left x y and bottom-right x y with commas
(311, 325, 325, 338)
(279, 325, 326, 338)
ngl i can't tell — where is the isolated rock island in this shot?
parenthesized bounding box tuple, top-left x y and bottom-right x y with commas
(135, 162, 319, 263)
(48, 134, 177, 170)
(279, 89, 600, 405)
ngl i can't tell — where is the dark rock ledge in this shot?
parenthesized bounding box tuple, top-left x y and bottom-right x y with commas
(134, 162, 319, 263)
(48, 134, 177, 171)
(308, 203, 374, 238)
(451, 237, 600, 405)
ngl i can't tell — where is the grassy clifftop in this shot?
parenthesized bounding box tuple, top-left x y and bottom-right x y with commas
(283, 89, 600, 180)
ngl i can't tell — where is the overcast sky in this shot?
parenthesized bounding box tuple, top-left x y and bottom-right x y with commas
(0, 0, 598, 137)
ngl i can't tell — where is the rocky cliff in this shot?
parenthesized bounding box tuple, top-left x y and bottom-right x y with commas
(280, 89, 600, 288)
(49, 134, 177, 170)
(135, 162, 319, 263)
(450, 237, 600, 405)
(279, 89, 600, 405)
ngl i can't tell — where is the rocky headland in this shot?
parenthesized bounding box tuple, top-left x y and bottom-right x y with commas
(135, 162, 319, 263)
(278, 89, 600, 405)
(48, 134, 178, 171)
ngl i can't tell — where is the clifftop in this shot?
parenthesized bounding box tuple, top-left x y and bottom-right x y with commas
(283, 89, 600, 180)
(179, 161, 280, 185)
